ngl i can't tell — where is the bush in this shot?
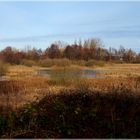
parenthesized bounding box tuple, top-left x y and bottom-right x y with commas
(38, 59, 54, 67)
(54, 59, 71, 67)
(39, 59, 71, 67)
(21, 59, 36, 67)
(94, 60, 105, 67)
(72, 60, 86, 66)
(85, 60, 95, 67)
(85, 60, 105, 67)
(1, 89, 140, 138)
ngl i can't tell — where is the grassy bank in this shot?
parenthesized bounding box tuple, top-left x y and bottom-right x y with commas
(6, 63, 140, 80)
(21, 58, 106, 68)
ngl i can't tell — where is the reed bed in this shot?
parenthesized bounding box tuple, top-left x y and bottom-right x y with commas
(0, 75, 140, 138)
(0, 76, 140, 109)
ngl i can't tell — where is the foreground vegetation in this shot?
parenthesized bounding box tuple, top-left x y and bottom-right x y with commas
(0, 86, 140, 138)
(0, 74, 140, 138)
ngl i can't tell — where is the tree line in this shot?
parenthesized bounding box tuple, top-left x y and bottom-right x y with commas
(0, 38, 140, 64)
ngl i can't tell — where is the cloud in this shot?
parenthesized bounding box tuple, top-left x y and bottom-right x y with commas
(98, 29, 140, 38)
(0, 28, 140, 43)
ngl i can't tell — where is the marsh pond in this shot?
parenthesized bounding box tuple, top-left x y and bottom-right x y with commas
(37, 68, 110, 79)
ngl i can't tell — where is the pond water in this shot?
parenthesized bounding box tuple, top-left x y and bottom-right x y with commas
(37, 68, 110, 78)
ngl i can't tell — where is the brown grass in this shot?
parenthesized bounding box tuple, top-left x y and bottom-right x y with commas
(7, 65, 39, 79)
(0, 63, 140, 138)
(94, 63, 140, 78)
(0, 75, 140, 110)
(0, 72, 91, 109)
(0, 77, 49, 109)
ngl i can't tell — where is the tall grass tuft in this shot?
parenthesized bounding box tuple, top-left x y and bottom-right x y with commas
(39, 58, 71, 67)
(0, 61, 8, 77)
(38, 59, 54, 67)
(49, 67, 81, 86)
(21, 59, 36, 67)
(85, 60, 105, 67)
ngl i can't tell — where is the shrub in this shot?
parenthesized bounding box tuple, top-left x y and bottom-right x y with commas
(94, 60, 105, 67)
(21, 59, 36, 67)
(72, 60, 86, 66)
(38, 59, 54, 67)
(85, 60, 95, 67)
(54, 59, 71, 67)
(85, 60, 105, 67)
(2, 89, 140, 138)
(39, 59, 71, 67)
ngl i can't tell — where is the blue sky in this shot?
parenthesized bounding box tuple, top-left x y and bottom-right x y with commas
(0, 1, 140, 51)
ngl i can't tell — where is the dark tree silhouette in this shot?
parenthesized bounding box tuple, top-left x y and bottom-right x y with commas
(47, 44, 61, 59)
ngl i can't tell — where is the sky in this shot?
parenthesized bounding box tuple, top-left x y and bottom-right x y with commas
(0, 1, 140, 52)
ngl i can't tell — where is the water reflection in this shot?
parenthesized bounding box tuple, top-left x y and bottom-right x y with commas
(37, 68, 110, 78)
